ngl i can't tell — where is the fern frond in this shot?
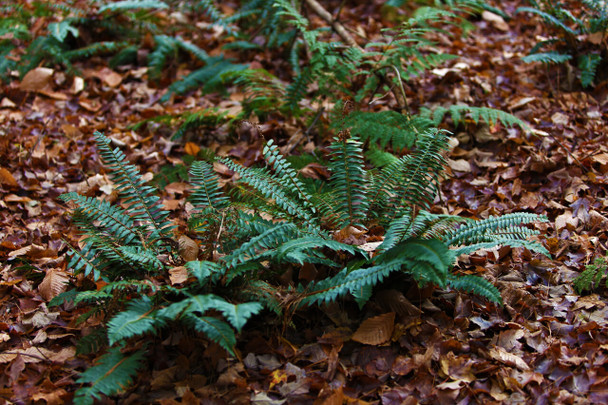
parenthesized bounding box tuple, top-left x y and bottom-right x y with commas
(274, 236, 362, 265)
(376, 238, 454, 287)
(181, 314, 236, 354)
(387, 128, 448, 218)
(98, 0, 169, 13)
(574, 257, 608, 293)
(74, 347, 146, 405)
(60, 193, 142, 245)
(148, 35, 178, 82)
(172, 108, 228, 140)
(223, 159, 317, 225)
(328, 135, 369, 228)
(162, 57, 247, 101)
(447, 274, 502, 303)
(189, 161, 229, 211)
(64, 41, 128, 62)
(578, 53, 601, 87)
(159, 295, 239, 354)
(516, 6, 580, 36)
(118, 246, 164, 272)
(425, 105, 530, 131)
(222, 222, 299, 269)
(93, 132, 173, 241)
(300, 263, 401, 307)
(107, 296, 160, 345)
(263, 140, 315, 213)
(341, 111, 419, 150)
(443, 212, 546, 247)
(521, 51, 572, 65)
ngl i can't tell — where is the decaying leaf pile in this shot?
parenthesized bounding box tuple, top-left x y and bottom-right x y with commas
(1, 0, 608, 403)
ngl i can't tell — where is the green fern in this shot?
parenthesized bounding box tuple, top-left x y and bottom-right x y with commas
(521, 51, 572, 64)
(328, 134, 370, 228)
(74, 346, 146, 405)
(422, 105, 531, 132)
(578, 53, 602, 88)
(94, 132, 174, 241)
(98, 0, 169, 13)
(574, 257, 608, 293)
(161, 56, 247, 101)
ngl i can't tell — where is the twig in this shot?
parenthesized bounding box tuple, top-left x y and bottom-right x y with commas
(303, 0, 362, 51)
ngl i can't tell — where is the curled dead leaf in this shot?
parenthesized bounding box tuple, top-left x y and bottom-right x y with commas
(178, 235, 199, 261)
(351, 312, 395, 345)
(488, 346, 530, 371)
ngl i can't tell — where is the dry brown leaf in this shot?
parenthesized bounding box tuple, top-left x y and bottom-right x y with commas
(185, 142, 201, 156)
(447, 158, 471, 172)
(482, 11, 509, 31)
(20, 67, 54, 91)
(375, 289, 422, 317)
(0, 347, 55, 363)
(488, 346, 530, 371)
(178, 235, 199, 261)
(38, 269, 70, 301)
(169, 266, 189, 285)
(97, 67, 123, 87)
(0, 167, 18, 188)
(351, 312, 395, 345)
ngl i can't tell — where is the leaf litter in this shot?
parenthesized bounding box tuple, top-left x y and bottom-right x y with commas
(0, 0, 607, 403)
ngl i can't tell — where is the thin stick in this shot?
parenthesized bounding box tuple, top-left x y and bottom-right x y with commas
(303, 0, 362, 51)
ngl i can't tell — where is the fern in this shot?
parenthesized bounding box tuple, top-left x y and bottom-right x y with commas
(574, 257, 608, 293)
(161, 56, 247, 101)
(74, 346, 146, 405)
(577, 53, 602, 88)
(422, 105, 531, 132)
(106, 296, 160, 345)
(94, 132, 173, 241)
(386, 128, 448, 219)
(98, 0, 169, 13)
(447, 274, 502, 303)
(521, 51, 572, 65)
(189, 160, 230, 211)
(328, 134, 369, 228)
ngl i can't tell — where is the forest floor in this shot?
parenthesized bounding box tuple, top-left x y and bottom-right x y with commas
(1, 0, 608, 404)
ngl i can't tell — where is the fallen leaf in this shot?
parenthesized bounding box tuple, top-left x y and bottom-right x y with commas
(482, 11, 509, 31)
(178, 235, 199, 261)
(352, 312, 395, 345)
(447, 158, 471, 172)
(0, 167, 18, 188)
(488, 346, 530, 371)
(38, 269, 70, 301)
(169, 266, 189, 285)
(20, 67, 54, 91)
(185, 142, 201, 156)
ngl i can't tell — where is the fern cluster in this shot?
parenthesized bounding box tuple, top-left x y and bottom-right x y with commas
(574, 256, 608, 293)
(58, 120, 549, 401)
(517, 0, 607, 88)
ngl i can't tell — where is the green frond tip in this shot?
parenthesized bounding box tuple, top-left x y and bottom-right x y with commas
(377, 238, 453, 287)
(574, 257, 608, 294)
(98, 0, 169, 13)
(74, 347, 146, 405)
(107, 296, 160, 346)
(424, 105, 530, 132)
(522, 52, 572, 65)
(447, 274, 502, 303)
